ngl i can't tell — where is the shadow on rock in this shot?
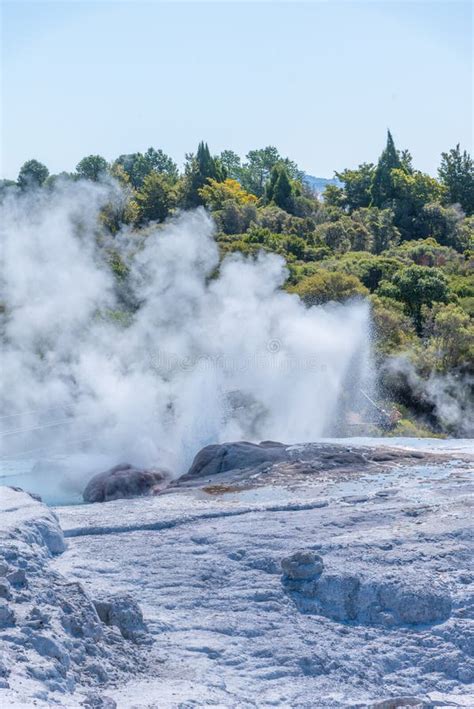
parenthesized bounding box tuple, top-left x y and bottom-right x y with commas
(93, 594, 151, 644)
(281, 550, 452, 627)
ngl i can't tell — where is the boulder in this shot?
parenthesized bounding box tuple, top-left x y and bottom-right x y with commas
(182, 441, 289, 480)
(281, 551, 324, 580)
(93, 594, 149, 643)
(83, 463, 170, 503)
(182, 441, 433, 485)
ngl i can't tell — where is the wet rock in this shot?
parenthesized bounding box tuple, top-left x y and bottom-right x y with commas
(318, 450, 367, 467)
(83, 463, 170, 503)
(182, 441, 431, 484)
(183, 441, 290, 480)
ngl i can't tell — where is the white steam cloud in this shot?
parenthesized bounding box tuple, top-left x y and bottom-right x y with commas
(382, 355, 473, 437)
(0, 180, 372, 493)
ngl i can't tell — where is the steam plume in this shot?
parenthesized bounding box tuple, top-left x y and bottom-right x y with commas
(0, 180, 373, 488)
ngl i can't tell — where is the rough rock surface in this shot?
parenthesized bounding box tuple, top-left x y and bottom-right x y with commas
(281, 550, 324, 580)
(2, 438, 473, 707)
(93, 594, 149, 643)
(180, 439, 432, 485)
(281, 552, 453, 626)
(46, 438, 474, 708)
(83, 463, 170, 503)
(0, 487, 151, 707)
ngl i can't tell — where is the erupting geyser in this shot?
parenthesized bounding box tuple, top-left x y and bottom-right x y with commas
(0, 180, 374, 497)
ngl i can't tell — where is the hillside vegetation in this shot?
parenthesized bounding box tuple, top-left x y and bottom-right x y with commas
(2, 133, 473, 436)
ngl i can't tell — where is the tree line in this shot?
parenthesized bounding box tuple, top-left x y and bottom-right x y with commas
(2, 133, 473, 435)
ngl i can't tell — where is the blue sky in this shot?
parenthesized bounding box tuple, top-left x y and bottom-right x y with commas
(1, 1, 472, 179)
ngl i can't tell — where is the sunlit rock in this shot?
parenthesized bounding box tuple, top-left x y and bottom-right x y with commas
(182, 441, 289, 480)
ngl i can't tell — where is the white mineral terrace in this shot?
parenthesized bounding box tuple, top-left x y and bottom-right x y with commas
(0, 438, 473, 708)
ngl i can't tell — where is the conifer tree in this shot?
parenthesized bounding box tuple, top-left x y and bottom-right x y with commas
(371, 130, 402, 207)
(265, 164, 295, 213)
(182, 142, 225, 208)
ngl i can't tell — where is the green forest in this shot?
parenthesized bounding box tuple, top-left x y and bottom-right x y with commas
(3, 132, 473, 436)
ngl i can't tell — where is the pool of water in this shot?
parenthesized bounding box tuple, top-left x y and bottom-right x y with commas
(0, 456, 95, 506)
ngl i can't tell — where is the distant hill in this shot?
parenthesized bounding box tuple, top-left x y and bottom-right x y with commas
(303, 174, 341, 195)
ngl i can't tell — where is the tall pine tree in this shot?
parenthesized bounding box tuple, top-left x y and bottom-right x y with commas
(265, 164, 295, 213)
(371, 130, 402, 207)
(182, 142, 225, 208)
